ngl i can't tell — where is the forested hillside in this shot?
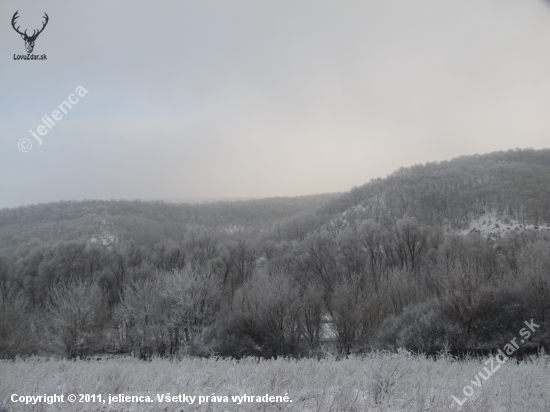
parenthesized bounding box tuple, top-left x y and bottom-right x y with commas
(271, 148, 550, 241)
(1, 148, 549, 360)
(0, 193, 337, 256)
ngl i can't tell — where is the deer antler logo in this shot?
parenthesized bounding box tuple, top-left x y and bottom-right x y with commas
(11, 11, 49, 54)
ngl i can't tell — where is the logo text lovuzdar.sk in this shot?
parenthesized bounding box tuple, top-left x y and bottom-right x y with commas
(11, 10, 49, 60)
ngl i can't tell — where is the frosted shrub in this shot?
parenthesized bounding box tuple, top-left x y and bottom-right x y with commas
(375, 298, 464, 354)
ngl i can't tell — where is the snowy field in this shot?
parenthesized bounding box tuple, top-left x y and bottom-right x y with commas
(1, 352, 549, 411)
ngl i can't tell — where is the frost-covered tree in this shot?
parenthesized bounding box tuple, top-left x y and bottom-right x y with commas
(47, 281, 107, 359)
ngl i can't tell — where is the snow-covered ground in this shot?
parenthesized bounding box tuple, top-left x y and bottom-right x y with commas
(88, 231, 118, 247)
(340, 204, 550, 240)
(1, 352, 549, 411)
(458, 210, 550, 238)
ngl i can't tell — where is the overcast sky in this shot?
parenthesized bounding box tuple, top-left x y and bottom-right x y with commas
(1, 0, 550, 209)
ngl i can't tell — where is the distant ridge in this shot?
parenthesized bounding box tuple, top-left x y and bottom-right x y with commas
(157, 197, 262, 204)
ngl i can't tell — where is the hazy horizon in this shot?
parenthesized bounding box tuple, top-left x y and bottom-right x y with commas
(2, 0, 550, 209)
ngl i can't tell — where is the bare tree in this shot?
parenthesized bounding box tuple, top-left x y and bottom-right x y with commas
(47, 281, 107, 359)
(329, 275, 367, 355)
(520, 240, 550, 323)
(439, 260, 494, 337)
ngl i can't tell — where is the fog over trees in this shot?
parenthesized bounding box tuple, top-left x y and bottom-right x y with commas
(1, 148, 549, 360)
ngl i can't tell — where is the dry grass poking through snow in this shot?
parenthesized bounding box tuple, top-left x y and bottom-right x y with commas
(1, 351, 549, 411)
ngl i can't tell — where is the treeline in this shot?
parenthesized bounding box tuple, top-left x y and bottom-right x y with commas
(1, 220, 548, 360)
(0, 193, 337, 256)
